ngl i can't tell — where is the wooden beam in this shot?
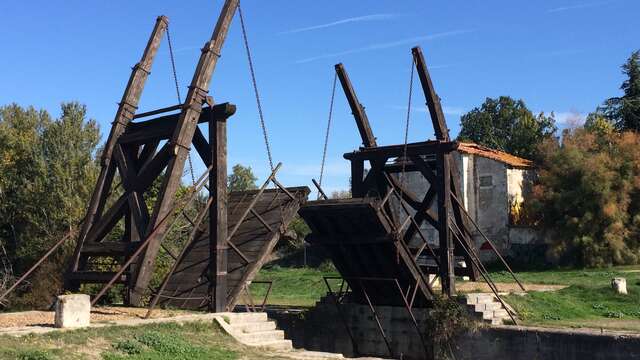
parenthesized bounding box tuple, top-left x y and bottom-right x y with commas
(120, 103, 236, 145)
(412, 46, 450, 141)
(210, 116, 228, 312)
(68, 16, 168, 281)
(335, 63, 377, 148)
(413, 46, 480, 281)
(436, 150, 455, 297)
(131, 0, 239, 307)
(192, 127, 212, 166)
(344, 140, 457, 161)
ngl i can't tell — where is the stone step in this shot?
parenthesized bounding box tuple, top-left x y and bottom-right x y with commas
(238, 329, 285, 343)
(482, 309, 509, 321)
(230, 320, 277, 333)
(249, 339, 293, 351)
(474, 302, 503, 312)
(465, 293, 495, 305)
(277, 350, 345, 359)
(222, 312, 268, 324)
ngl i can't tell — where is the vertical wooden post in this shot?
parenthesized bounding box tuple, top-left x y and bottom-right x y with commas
(351, 159, 365, 198)
(413, 46, 480, 281)
(210, 116, 228, 312)
(130, 0, 238, 306)
(437, 148, 455, 297)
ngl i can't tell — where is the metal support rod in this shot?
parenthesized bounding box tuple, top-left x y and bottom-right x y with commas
(323, 277, 360, 356)
(450, 193, 526, 292)
(312, 178, 329, 200)
(133, 103, 182, 119)
(393, 279, 430, 358)
(358, 279, 394, 358)
(382, 173, 440, 267)
(145, 196, 214, 319)
(0, 231, 74, 303)
(449, 218, 518, 324)
(91, 166, 212, 307)
(250, 208, 272, 232)
(226, 163, 282, 242)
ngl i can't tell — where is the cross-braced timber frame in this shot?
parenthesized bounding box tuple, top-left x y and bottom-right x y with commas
(64, 0, 240, 312)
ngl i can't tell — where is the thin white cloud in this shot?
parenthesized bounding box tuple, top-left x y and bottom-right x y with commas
(547, 1, 613, 13)
(553, 111, 586, 125)
(282, 14, 401, 34)
(295, 30, 474, 64)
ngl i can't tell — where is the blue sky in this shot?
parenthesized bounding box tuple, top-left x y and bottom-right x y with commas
(1, 1, 638, 195)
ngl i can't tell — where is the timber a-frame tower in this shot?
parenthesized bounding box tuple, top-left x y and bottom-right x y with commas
(300, 47, 521, 310)
(63, 0, 308, 313)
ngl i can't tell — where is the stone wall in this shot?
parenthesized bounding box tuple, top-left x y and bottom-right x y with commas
(268, 301, 640, 360)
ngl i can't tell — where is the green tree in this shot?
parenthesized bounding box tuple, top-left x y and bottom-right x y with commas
(0, 103, 99, 265)
(530, 128, 640, 267)
(600, 50, 640, 131)
(458, 96, 556, 159)
(0, 103, 100, 307)
(227, 164, 257, 192)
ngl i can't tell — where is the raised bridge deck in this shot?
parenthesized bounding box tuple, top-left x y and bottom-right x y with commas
(299, 198, 436, 307)
(159, 186, 309, 310)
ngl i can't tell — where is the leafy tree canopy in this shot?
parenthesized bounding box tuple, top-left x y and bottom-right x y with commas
(599, 50, 640, 131)
(457, 96, 557, 160)
(530, 127, 640, 267)
(227, 164, 257, 192)
(0, 103, 100, 270)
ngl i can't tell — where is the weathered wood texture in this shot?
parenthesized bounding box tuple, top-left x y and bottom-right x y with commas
(299, 198, 434, 307)
(131, 0, 239, 306)
(67, 16, 169, 287)
(335, 63, 377, 148)
(159, 187, 309, 310)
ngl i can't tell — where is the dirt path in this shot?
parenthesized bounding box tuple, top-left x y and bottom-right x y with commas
(436, 281, 566, 294)
(0, 306, 191, 328)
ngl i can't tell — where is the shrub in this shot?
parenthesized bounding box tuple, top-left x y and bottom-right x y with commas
(530, 129, 640, 267)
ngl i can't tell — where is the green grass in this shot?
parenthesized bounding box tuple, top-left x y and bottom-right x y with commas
(249, 265, 338, 307)
(0, 321, 290, 360)
(489, 266, 640, 330)
(253, 264, 640, 331)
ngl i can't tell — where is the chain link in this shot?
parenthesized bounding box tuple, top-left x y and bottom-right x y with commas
(238, 2, 275, 172)
(400, 57, 415, 190)
(166, 25, 196, 186)
(318, 72, 338, 199)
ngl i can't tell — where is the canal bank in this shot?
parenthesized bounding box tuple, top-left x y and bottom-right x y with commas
(266, 301, 640, 359)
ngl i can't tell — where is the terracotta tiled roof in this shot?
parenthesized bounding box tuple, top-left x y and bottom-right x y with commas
(456, 142, 534, 168)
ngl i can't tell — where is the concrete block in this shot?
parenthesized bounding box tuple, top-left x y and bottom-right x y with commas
(54, 294, 90, 328)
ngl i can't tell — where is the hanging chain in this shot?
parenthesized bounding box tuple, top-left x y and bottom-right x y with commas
(166, 25, 196, 186)
(400, 57, 415, 190)
(318, 72, 338, 199)
(238, 2, 274, 172)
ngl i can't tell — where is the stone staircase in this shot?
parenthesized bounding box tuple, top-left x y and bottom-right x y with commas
(215, 312, 292, 351)
(462, 293, 511, 325)
(214, 312, 346, 359)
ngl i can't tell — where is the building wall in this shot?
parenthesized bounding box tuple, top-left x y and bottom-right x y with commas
(397, 152, 539, 260)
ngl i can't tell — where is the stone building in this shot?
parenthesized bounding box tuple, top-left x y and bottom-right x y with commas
(399, 142, 539, 262)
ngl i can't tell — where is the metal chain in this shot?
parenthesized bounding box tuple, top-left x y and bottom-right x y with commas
(400, 57, 415, 190)
(238, 1, 275, 172)
(166, 24, 196, 186)
(318, 72, 338, 199)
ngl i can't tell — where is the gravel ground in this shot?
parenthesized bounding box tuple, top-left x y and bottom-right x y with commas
(441, 281, 566, 294)
(0, 306, 192, 328)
